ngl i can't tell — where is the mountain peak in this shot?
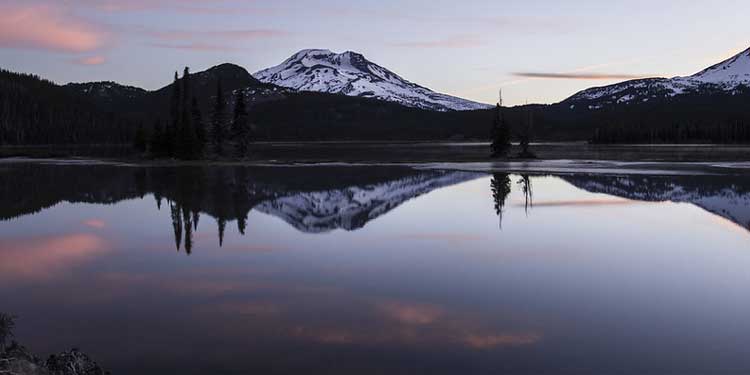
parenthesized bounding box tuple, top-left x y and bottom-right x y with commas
(689, 46, 750, 85)
(564, 47, 750, 108)
(254, 49, 490, 111)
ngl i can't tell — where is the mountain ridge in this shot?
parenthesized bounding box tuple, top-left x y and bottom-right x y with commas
(564, 47, 750, 109)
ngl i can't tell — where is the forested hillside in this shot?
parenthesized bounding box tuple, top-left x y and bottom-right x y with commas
(0, 69, 136, 145)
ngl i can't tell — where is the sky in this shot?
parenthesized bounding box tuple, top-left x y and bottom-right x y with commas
(0, 0, 748, 106)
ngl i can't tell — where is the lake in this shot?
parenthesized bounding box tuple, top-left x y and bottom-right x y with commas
(1, 160, 750, 374)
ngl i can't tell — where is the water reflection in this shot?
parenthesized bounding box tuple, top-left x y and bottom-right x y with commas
(0, 164, 485, 253)
(2, 162, 750, 374)
(561, 174, 750, 230)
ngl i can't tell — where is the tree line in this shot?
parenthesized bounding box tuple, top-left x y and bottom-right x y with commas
(0, 69, 134, 145)
(136, 68, 254, 159)
(590, 120, 750, 144)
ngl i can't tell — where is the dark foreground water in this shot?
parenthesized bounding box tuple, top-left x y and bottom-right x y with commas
(1, 161, 750, 374)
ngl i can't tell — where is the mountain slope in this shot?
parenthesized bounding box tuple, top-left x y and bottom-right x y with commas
(564, 47, 750, 109)
(254, 49, 490, 112)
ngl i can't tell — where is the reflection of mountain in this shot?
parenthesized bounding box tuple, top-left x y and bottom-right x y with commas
(0, 163, 483, 249)
(256, 171, 482, 233)
(562, 174, 750, 230)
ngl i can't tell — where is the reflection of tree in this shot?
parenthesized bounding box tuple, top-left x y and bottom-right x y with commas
(517, 175, 533, 215)
(490, 173, 512, 229)
(182, 206, 193, 255)
(0, 164, 491, 252)
(170, 201, 183, 251)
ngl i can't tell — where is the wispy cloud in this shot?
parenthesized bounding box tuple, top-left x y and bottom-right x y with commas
(148, 42, 249, 52)
(390, 35, 484, 49)
(512, 72, 653, 80)
(71, 0, 273, 15)
(140, 28, 290, 41)
(0, 3, 109, 53)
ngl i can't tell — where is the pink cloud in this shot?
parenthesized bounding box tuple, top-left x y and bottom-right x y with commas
(0, 3, 108, 53)
(73, 0, 274, 15)
(82, 218, 107, 227)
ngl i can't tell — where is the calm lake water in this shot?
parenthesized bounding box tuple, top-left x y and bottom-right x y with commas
(1, 161, 750, 374)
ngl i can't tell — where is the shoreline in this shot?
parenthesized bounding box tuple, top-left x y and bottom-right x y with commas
(2, 142, 750, 165)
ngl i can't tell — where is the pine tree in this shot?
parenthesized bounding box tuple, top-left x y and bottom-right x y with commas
(232, 90, 251, 158)
(167, 71, 181, 158)
(133, 122, 147, 153)
(518, 107, 536, 158)
(150, 118, 165, 157)
(178, 67, 199, 159)
(490, 103, 511, 158)
(211, 80, 226, 156)
(192, 97, 206, 157)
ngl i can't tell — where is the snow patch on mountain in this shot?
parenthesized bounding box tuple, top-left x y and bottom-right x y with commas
(254, 49, 491, 112)
(565, 47, 750, 108)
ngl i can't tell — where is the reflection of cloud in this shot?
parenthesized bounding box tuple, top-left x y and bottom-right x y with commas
(463, 333, 541, 349)
(513, 72, 652, 80)
(524, 198, 637, 207)
(0, 3, 108, 53)
(82, 218, 106, 228)
(224, 244, 288, 253)
(396, 233, 483, 242)
(0, 234, 107, 280)
(378, 301, 443, 325)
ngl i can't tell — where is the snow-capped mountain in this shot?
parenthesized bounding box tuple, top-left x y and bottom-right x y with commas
(564, 47, 750, 109)
(254, 49, 491, 112)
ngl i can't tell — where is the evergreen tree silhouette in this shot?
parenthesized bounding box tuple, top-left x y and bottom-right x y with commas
(192, 210, 200, 231)
(149, 118, 165, 157)
(170, 201, 183, 251)
(217, 217, 226, 247)
(133, 122, 147, 153)
(232, 90, 251, 158)
(211, 80, 227, 156)
(490, 103, 511, 158)
(518, 107, 536, 158)
(192, 97, 206, 157)
(517, 175, 533, 215)
(154, 191, 163, 210)
(167, 71, 180, 157)
(182, 205, 193, 255)
(490, 173, 512, 229)
(178, 67, 197, 159)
